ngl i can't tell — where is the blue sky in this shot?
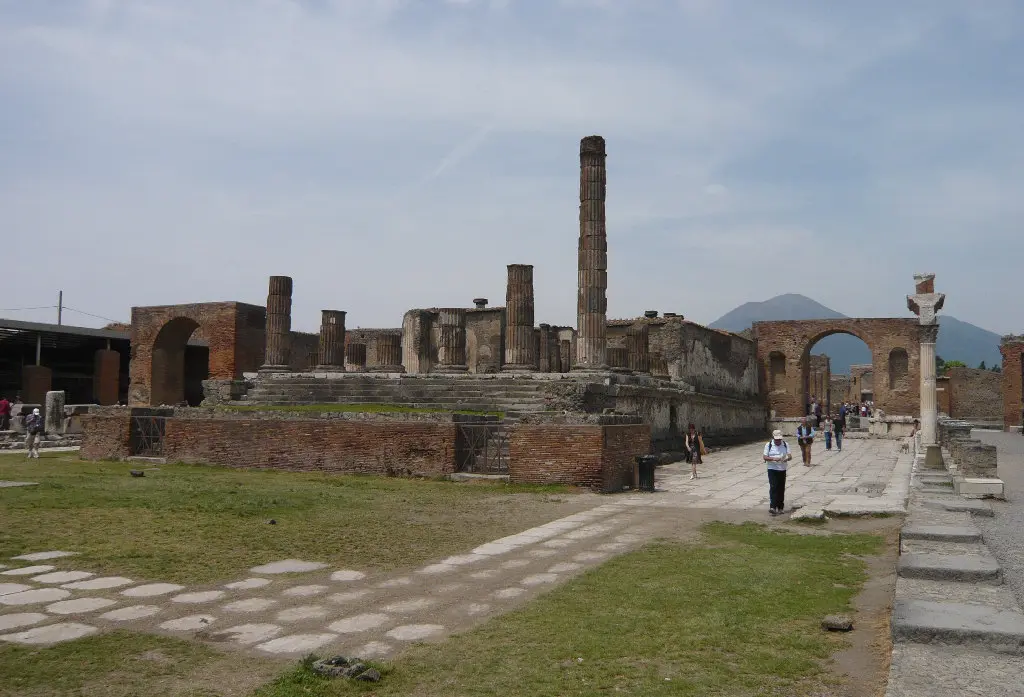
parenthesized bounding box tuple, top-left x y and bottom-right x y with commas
(1, 0, 1021, 334)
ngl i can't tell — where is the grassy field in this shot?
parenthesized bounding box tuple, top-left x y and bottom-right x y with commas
(0, 452, 577, 584)
(0, 522, 886, 696)
(218, 404, 503, 416)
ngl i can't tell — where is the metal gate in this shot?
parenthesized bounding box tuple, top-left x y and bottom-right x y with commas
(455, 420, 508, 474)
(128, 408, 171, 457)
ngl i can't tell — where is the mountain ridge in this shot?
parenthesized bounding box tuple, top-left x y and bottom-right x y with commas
(709, 294, 1003, 374)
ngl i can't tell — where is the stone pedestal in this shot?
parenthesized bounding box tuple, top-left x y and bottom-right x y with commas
(574, 135, 608, 370)
(22, 365, 52, 405)
(372, 334, 405, 372)
(93, 349, 120, 405)
(316, 310, 346, 370)
(626, 324, 650, 373)
(262, 276, 293, 370)
(346, 342, 367, 372)
(504, 264, 537, 371)
(44, 390, 65, 435)
(435, 309, 468, 373)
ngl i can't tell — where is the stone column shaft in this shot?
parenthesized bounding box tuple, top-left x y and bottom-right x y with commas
(346, 342, 367, 372)
(263, 276, 293, 369)
(373, 334, 405, 372)
(626, 324, 650, 373)
(574, 135, 608, 370)
(538, 324, 551, 372)
(504, 264, 536, 370)
(607, 347, 628, 370)
(560, 339, 572, 372)
(436, 308, 468, 372)
(316, 310, 346, 370)
(920, 324, 939, 446)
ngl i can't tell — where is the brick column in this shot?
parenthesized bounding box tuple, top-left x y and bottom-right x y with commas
(575, 135, 608, 371)
(373, 333, 405, 372)
(346, 342, 367, 372)
(262, 275, 293, 370)
(435, 309, 468, 372)
(626, 323, 650, 373)
(93, 349, 120, 405)
(503, 264, 536, 371)
(316, 310, 346, 370)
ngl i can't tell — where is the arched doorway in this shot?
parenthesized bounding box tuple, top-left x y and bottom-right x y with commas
(801, 330, 872, 418)
(150, 317, 209, 406)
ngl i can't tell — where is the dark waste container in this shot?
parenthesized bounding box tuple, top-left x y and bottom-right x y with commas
(635, 455, 657, 492)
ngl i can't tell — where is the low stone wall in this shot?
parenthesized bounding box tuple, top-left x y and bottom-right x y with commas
(868, 415, 916, 438)
(508, 423, 650, 493)
(937, 417, 1002, 496)
(79, 415, 131, 460)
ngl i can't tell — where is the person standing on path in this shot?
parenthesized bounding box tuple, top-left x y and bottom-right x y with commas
(796, 416, 815, 466)
(0, 396, 11, 431)
(685, 423, 702, 480)
(764, 429, 793, 516)
(823, 413, 833, 451)
(832, 412, 844, 452)
(23, 407, 43, 459)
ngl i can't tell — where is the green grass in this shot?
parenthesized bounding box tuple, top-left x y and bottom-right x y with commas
(255, 522, 884, 697)
(0, 452, 574, 584)
(218, 404, 503, 417)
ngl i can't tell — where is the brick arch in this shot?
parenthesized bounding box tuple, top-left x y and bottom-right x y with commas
(753, 318, 921, 418)
(128, 302, 268, 406)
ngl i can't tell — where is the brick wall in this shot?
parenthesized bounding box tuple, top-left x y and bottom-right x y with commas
(936, 375, 951, 416)
(79, 414, 131, 460)
(754, 318, 920, 418)
(945, 367, 1002, 421)
(508, 423, 650, 492)
(1001, 338, 1023, 429)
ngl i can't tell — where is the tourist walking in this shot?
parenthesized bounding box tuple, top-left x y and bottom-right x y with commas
(823, 413, 833, 450)
(24, 408, 43, 459)
(796, 416, 815, 466)
(685, 423, 702, 480)
(832, 412, 844, 451)
(764, 429, 792, 516)
(0, 395, 11, 431)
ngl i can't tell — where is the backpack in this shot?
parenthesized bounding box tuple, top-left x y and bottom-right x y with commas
(26, 414, 42, 435)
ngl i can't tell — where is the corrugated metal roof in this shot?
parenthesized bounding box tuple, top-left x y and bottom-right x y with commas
(0, 318, 207, 347)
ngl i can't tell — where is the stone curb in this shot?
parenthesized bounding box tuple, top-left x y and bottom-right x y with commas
(892, 599, 1024, 655)
(899, 525, 982, 543)
(897, 553, 1001, 584)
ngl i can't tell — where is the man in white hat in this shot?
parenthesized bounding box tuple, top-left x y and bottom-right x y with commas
(24, 407, 43, 459)
(763, 429, 793, 515)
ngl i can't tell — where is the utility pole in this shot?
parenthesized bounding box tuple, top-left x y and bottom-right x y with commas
(57, 290, 63, 326)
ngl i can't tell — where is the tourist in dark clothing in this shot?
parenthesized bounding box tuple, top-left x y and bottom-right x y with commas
(764, 429, 793, 515)
(833, 413, 845, 452)
(685, 423, 702, 480)
(0, 396, 11, 431)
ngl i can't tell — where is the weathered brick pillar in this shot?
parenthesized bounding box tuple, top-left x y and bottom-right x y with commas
(93, 349, 120, 405)
(316, 310, 346, 370)
(538, 324, 552, 372)
(373, 333, 405, 372)
(549, 331, 563, 372)
(435, 308, 468, 372)
(575, 135, 608, 371)
(626, 323, 650, 373)
(346, 342, 367, 372)
(262, 276, 293, 370)
(503, 264, 536, 371)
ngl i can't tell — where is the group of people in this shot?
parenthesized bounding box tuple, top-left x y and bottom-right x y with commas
(0, 394, 45, 459)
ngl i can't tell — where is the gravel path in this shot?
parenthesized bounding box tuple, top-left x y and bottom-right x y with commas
(972, 430, 1024, 606)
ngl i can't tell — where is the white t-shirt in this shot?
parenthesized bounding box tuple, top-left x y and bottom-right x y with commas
(764, 440, 790, 471)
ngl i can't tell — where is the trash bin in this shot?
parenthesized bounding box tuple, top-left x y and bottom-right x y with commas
(635, 455, 657, 492)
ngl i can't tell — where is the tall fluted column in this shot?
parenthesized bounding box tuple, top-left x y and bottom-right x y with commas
(436, 308, 468, 372)
(373, 333, 405, 373)
(262, 276, 293, 370)
(503, 264, 536, 371)
(919, 324, 939, 445)
(316, 310, 346, 370)
(607, 347, 628, 370)
(346, 342, 367, 372)
(626, 323, 650, 373)
(574, 135, 608, 370)
(560, 339, 572, 372)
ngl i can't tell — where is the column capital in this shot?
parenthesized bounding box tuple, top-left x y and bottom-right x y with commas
(919, 323, 940, 344)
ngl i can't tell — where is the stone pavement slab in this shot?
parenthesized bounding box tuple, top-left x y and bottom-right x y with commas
(922, 498, 994, 517)
(892, 599, 1024, 654)
(885, 643, 1024, 697)
(900, 525, 982, 543)
(897, 553, 1001, 583)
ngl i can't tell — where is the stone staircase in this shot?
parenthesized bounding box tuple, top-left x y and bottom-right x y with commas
(885, 467, 1024, 696)
(240, 374, 567, 422)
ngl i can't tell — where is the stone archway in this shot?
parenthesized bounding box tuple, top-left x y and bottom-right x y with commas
(753, 318, 921, 418)
(128, 302, 268, 406)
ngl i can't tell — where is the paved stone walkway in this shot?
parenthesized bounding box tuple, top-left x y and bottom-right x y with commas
(0, 438, 911, 660)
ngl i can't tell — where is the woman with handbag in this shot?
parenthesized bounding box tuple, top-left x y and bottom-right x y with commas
(685, 423, 702, 480)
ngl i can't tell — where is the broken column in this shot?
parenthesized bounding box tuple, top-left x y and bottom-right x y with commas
(373, 333, 405, 372)
(626, 323, 650, 373)
(907, 273, 945, 468)
(538, 324, 552, 372)
(316, 310, 346, 370)
(574, 135, 608, 370)
(44, 390, 65, 435)
(262, 275, 293, 370)
(503, 264, 536, 371)
(346, 343, 367, 372)
(560, 339, 572, 372)
(435, 308, 468, 372)
(607, 347, 628, 370)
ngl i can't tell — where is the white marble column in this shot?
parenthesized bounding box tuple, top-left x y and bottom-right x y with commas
(919, 324, 939, 446)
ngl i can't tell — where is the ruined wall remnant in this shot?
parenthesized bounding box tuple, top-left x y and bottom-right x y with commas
(1000, 335, 1024, 430)
(575, 135, 608, 370)
(466, 307, 504, 374)
(943, 367, 1002, 422)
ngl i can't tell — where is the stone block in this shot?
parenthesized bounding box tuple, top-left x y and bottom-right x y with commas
(897, 552, 1001, 583)
(900, 525, 982, 543)
(959, 443, 998, 477)
(922, 497, 994, 517)
(892, 599, 1024, 655)
(956, 477, 1005, 498)
(44, 391, 65, 435)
